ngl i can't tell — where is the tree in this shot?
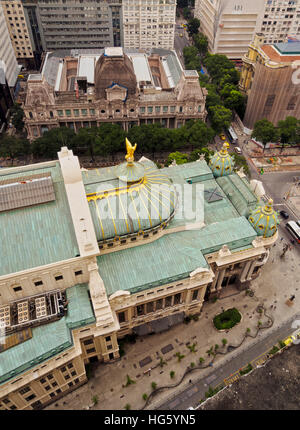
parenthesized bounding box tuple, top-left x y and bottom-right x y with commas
(204, 54, 239, 87)
(31, 127, 76, 159)
(167, 151, 189, 166)
(10, 103, 25, 133)
(187, 18, 200, 36)
(94, 123, 126, 160)
(184, 119, 215, 149)
(251, 119, 278, 152)
(223, 89, 246, 116)
(0, 134, 30, 165)
(183, 7, 191, 20)
(208, 105, 232, 134)
(72, 126, 99, 160)
(193, 33, 208, 58)
(277, 116, 300, 150)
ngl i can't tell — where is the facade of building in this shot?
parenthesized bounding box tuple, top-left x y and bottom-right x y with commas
(194, 0, 300, 60)
(194, 0, 265, 60)
(122, 0, 176, 50)
(27, 0, 123, 51)
(240, 35, 300, 129)
(0, 138, 278, 409)
(0, 3, 19, 88)
(1, 0, 37, 69)
(23, 47, 207, 139)
(0, 67, 13, 133)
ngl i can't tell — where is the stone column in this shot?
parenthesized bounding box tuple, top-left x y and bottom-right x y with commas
(247, 260, 258, 280)
(240, 260, 252, 282)
(216, 268, 226, 291)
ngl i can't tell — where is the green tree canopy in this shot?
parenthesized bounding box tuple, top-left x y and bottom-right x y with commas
(167, 151, 189, 166)
(0, 134, 30, 165)
(31, 127, 76, 158)
(277, 116, 300, 144)
(187, 18, 200, 36)
(208, 105, 232, 134)
(251, 119, 278, 150)
(10, 103, 25, 133)
(192, 33, 208, 57)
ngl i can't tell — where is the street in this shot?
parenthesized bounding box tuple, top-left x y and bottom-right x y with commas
(174, 23, 190, 67)
(156, 313, 300, 410)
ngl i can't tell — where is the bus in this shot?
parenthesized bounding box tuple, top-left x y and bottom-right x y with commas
(285, 221, 300, 243)
(226, 126, 238, 144)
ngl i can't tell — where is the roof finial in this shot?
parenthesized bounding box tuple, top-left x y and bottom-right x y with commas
(125, 138, 137, 165)
(220, 142, 229, 155)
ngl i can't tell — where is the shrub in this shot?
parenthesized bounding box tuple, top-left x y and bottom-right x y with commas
(214, 344, 219, 351)
(222, 338, 227, 346)
(257, 321, 262, 327)
(184, 316, 191, 324)
(159, 356, 167, 367)
(246, 328, 251, 333)
(142, 393, 148, 401)
(187, 342, 197, 353)
(124, 403, 131, 410)
(170, 370, 175, 379)
(213, 308, 241, 330)
(269, 345, 279, 355)
(239, 363, 253, 376)
(151, 382, 157, 390)
(92, 395, 98, 405)
(190, 362, 195, 368)
(125, 375, 135, 387)
(175, 352, 185, 362)
(199, 357, 205, 364)
(278, 340, 286, 349)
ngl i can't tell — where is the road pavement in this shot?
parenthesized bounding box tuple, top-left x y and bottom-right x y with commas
(157, 314, 300, 410)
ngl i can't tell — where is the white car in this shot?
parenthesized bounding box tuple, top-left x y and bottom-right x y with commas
(234, 147, 242, 154)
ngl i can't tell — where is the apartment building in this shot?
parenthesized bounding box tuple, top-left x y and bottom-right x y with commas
(194, 0, 300, 60)
(240, 34, 300, 129)
(0, 3, 19, 88)
(122, 0, 176, 50)
(1, 0, 38, 69)
(35, 0, 123, 51)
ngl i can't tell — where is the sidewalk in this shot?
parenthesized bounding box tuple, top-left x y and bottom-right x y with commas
(45, 238, 300, 411)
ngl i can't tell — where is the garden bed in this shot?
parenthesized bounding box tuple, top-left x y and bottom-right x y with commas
(213, 308, 242, 331)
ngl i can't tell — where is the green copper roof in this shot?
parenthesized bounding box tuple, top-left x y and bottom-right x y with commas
(0, 284, 94, 385)
(97, 233, 209, 296)
(216, 174, 257, 217)
(0, 163, 79, 277)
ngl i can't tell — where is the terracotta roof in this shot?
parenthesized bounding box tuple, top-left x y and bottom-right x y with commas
(261, 44, 300, 63)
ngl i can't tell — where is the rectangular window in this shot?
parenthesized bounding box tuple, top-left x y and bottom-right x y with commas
(192, 290, 198, 301)
(73, 109, 79, 116)
(71, 371, 76, 376)
(147, 106, 153, 113)
(83, 339, 94, 346)
(174, 293, 181, 305)
(57, 110, 63, 117)
(60, 366, 66, 373)
(155, 106, 161, 113)
(64, 374, 70, 380)
(25, 394, 36, 402)
(34, 280, 43, 286)
(67, 363, 73, 369)
(81, 109, 87, 116)
(136, 304, 144, 316)
(105, 336, 111, 342)
(86, 347, 96, 354)
(65, 109, 71, 116)
(146, 301, 154, 313)
(13, 286, 22, 292)
(118, 311, 126, 323)
(55, 275, 63, 281)
(140, 107, 145, 114)
(170, 106, 175, 113)
(163, 106, 168, 113)
(75, 270, 83, 276)
(19, 386, 30, 395)
(156, 299, 163, 310)
(165, 296, 172, 307)
(90, 109, 95, 115)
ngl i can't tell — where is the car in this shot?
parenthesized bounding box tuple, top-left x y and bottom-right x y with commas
(296, 220, 300, 227)
(219, 133, 226, 140)
(180, 33, 183, 37)
(280, 210, 289, 219)
(234, 147, 242, 154)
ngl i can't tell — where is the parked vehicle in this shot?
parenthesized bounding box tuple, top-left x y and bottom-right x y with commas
(280, 210, 289, 219)
(234, 147, 242, 154)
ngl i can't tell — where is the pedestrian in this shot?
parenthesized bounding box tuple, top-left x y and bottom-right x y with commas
(280, 237, 284, 241)
(290, 295, 295, 301)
